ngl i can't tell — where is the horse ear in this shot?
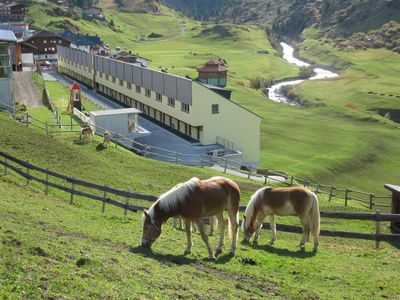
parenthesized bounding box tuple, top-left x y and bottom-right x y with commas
(143, 209, 150, 219)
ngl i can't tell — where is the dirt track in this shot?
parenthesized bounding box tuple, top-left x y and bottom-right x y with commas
(12, 71, 43, 107)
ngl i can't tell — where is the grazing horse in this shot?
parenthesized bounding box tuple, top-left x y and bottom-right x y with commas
(141, 176, 240, 260)
(242, 186, 320, 251)
(103, 130, 111, 148)
(79, 126, 94, 140)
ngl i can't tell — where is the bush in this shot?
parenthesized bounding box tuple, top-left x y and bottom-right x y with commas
(249, 76, 265, 90)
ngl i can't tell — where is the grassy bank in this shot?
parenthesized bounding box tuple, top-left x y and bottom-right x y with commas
(1, 111, 400, 299)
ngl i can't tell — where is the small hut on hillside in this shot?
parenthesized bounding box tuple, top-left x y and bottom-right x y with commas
(197, 59, 228, 88)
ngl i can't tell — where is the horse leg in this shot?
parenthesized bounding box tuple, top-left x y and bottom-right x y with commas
(209, 215, 218, 235)
(195, 219, 215, 261)
(215, 213, 226, 256)
(298, 216, 308, 249)
(269, 215, 277, 245)
(254, 212, 266, 243)
(228, 210, 239, 256)
(183, 218, 192, 255)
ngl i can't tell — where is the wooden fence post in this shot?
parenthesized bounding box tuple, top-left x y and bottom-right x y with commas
(102, 187, 107, 213)
(247, 168, 251, 179)
(70, 115, 73, 130)
(224, 159, 228, 173)
(26, 161, 30, 185)
(45, 122, 49, 134)
(124, 191, 130, 216)
(45, 168, 49, 195)
(201, 153, 205, 168)
(70, 177, 75, 205)
(328, 186, 335, 202)
(289, 176, 294, 186)
(26, 113, 29, 127)
(375, 209, 381, 249)
(345, 188, 349, 206)
(175, 153, 180, 164)
(369, 194, 374, 210)
(315, 183, 320, 194)
(143, 145, 148, 157)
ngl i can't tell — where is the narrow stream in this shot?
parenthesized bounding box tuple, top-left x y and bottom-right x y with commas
(268, 42, 338, 105)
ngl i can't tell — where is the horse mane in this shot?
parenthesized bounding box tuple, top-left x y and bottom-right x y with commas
(242, 187, 270, 231)
(148, 177, 200, 218)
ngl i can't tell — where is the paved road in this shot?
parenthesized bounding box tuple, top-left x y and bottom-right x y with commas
(13, 71, 43, 107)
(45, 71, 232, 165)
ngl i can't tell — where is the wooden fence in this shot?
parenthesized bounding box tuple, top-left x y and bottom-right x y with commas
(1, 151, 399, 249)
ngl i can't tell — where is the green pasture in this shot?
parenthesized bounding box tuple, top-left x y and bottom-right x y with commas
(295, 29, 400, 111)
(1, 111, 400, 298)
(1, 173, 399, 299)
(26, 3, 400, 197)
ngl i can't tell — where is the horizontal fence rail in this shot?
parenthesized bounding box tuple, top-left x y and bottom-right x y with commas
(1, 151, 399, 249)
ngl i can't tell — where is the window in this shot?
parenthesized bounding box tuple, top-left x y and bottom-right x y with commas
(212, 104, 219, 114)
(0, 45, 11, 79)
(43, 40, 47, 44)
(105, 74, 109, 80)
(156, 93, 162, 102)
(145, 89, 151, 97)
(135, 85, 141, 93)
(181, 103, 190, 113)
(112, 76, 116, 83)
(58, 40, 62, 44)
(127, 82, 132, 89)
(119, 79, 123, 86)
(168, 97, 175, 107)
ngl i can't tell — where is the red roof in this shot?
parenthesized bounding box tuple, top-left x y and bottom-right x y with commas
(197, 59, 228, 73)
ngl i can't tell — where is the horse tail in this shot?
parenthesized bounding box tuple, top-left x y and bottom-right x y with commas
(308, 192, 320, 239)
(227, 211, 239, 240)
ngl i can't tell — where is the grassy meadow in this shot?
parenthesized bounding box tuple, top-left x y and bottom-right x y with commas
(1, 111, 400, 299)
(26, 4, 400, 196)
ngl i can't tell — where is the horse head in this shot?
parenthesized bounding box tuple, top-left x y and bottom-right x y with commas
(141, 209, 162, 248)
(242, 215, 256, 242)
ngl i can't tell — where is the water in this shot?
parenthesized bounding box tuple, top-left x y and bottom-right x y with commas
(268, 42, 338, 105)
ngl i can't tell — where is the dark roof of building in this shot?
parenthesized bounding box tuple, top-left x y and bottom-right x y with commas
(197, 59, 228, 72)
(0, 2, 27, 8)
(58, 30, 102, 47)
(25, 30, 62, 39)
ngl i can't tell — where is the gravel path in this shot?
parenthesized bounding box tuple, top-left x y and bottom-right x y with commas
(13, 71, 43, 107)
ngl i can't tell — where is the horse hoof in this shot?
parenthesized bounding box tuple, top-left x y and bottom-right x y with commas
(184, 250, 191, 255)
(209, 256, 217, 262)
(253, 240, 259, 245)
(215, 249, 222, 256)
(268, 240, 275, 245)
(228, 251, 235, 257)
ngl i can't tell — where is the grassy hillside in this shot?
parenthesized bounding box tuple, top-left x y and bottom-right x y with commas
(25, 3, 400, 195)
(1, 112, 400, 299)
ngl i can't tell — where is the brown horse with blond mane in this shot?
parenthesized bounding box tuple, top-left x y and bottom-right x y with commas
(242, 186, 320, 251)
(141, 176, 240, 260)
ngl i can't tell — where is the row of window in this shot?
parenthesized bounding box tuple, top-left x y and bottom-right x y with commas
(97, 71, 191, 113)
(32, 40, 63, 44)
(97, 83, 201, 140)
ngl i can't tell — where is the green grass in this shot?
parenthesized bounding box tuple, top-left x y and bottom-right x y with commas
(26, 3, 400, 197)
(1, 111, 400, 299)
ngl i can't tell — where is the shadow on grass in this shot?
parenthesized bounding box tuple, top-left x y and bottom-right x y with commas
(244, 241, 317, 258)
(96, 143, 106, 151)
(129, 245, 197, 265)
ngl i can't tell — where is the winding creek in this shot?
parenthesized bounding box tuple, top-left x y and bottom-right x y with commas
(268, 42, 338, 105)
